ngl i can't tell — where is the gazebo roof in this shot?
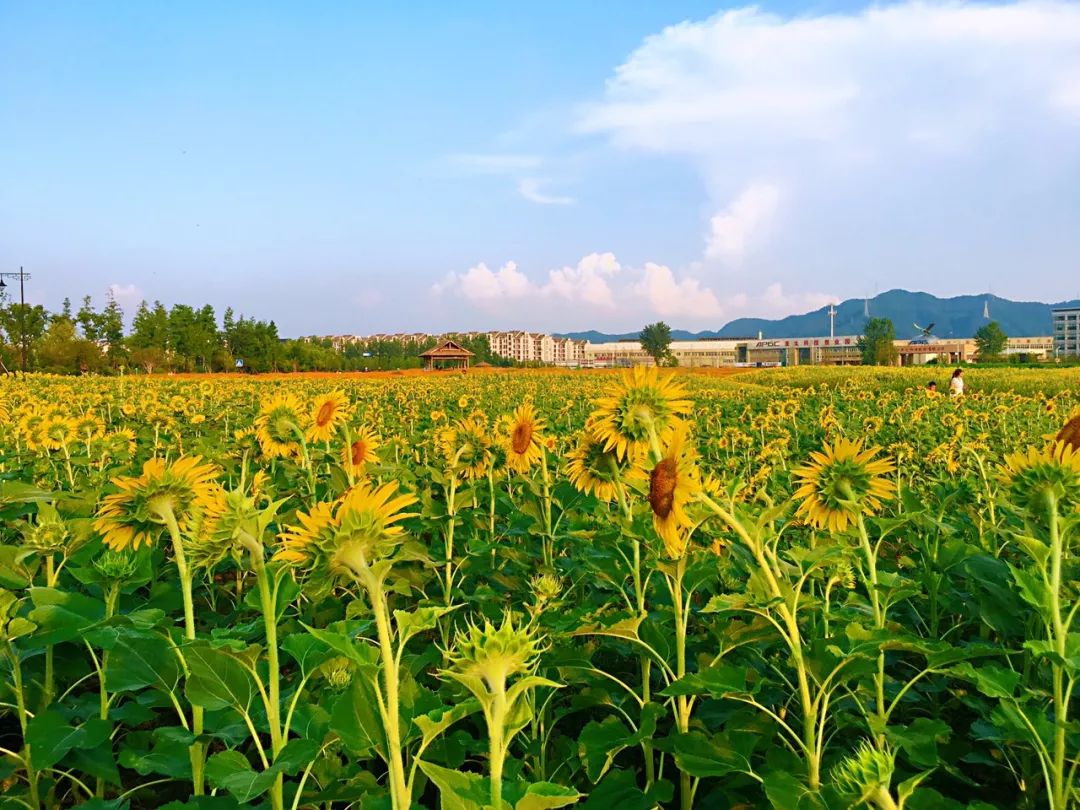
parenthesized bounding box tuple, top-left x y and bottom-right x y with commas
(419, 339, 475, 359)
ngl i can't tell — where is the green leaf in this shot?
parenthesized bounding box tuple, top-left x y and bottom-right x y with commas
(184, 642, 255, 712)
(417, 760, 492, 810)
(330, 677, 386, 757)
(761, 768, 826, 809)
(394, 604, 460, 646)
(577, 703, 664, 782)
(887, 718, 951, 769)
(413, 698, 481, 749)
(948, 663, 1020, 699)
(514, 782, 582, 810)
(280, 633, 333, 677)
(27, 586, 105, 645)
(27, 711, 111, 769)
(662, 730, 757, 779)
(660, 664, 748, 697)
(0, 545, 30, 588)
(1008, 564, 1051, 618)
(579, 769, 672, 810)
(106, 630, 182, 693)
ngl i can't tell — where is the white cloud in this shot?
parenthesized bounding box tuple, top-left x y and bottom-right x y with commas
(759, 283, 838, 317)
(545, 252, 620, 307)
(634, 262, 724, 319)
(433, 261, 535, 304)
(580, 2, 1080, 159)
(705, 183, 781, 263)
(518, 178, 575, 206)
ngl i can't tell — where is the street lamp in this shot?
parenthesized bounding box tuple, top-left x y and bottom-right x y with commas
(0, 267, 32, 373)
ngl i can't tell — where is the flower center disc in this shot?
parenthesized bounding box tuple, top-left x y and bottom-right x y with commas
(649, 458, 677, 518)
(317, 401, 335, 426)
(350, 440, 367, 465)
(511, 422, 533, 455)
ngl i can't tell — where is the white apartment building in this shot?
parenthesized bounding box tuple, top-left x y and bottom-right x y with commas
(1053, 308, 1080, 358)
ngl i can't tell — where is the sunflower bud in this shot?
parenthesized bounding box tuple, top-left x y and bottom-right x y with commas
(93, 550, 140, 582)
(448, 611, 543, 691)
(832, 741, 896, 809)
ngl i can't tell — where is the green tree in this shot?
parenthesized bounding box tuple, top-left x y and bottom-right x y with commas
(975, 320, 1008, 359)
(639, 321, 674, 366)
(858, 318, 898, 366)
(37, 318, 104, 374)
(76, 295, 100, 342)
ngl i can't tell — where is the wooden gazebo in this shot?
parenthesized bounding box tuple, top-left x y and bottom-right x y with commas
(420, 339, 475, 371)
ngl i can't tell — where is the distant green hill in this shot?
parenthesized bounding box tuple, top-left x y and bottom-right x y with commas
(558, 290, 1079, 343)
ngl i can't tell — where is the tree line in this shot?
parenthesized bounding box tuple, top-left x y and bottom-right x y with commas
(0, 290, 509, 374)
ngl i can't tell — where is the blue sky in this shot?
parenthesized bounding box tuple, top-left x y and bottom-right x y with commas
(2, 1, 1079, 336)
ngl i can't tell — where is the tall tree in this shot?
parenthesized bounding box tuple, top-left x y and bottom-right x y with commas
(639, 321, 674, 366)
(76, 295, 100, 342)
(974, 320, 1008, 359)
(858, 318, 898, 366)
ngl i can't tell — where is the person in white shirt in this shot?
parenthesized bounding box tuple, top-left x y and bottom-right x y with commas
(949, 368, 964, 396)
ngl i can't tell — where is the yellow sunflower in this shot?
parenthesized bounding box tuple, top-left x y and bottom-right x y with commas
(254, 392, 307, 459)
(504, 403, 546, 474)
(590, 366, 692, 460)
(566, 427, 645, 503)
(438, 418, 493, 480)
(1000, 440, 1080, 516)
(793, 439, 895, 533)
(342, 426, 380, 474)
(647, 422, 702, 558)
(307, 390, 350, 443)
(274, 482, 418, 595)
(40, 414, 77, 451)
(95, 456, 220, 551)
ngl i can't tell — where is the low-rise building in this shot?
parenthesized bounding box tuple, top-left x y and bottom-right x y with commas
(1002, 336, 1055, 360)
(585, 339, 745, 368)
(743, 336, 861, 366)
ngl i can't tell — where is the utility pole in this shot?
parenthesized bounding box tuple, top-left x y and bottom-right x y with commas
(0, 267, 32, 372)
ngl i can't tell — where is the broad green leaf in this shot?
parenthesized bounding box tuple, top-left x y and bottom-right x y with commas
(184, 642, 255, 712)
(394, 604, 459, 645)
(577, 703, 664, 783)
(887, 718, 951, 769)
(106, 630, 182, 693)
(27, 711, 111, 769)
(412, 698, 481, 749)
(514, 782, 582, 810)
(417, 760, 492, 810)
(330, 677, 386, 757)
(280, 633, 333, 677)
(660, 664, 748, 698)
(27, 586, 105, 645)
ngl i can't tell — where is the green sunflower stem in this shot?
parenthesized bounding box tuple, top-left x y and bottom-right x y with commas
(41, 555, 56, 711)
(856, 515, 887, 746)
(244, 532, 285, 810)
(669, 554, 694, 810)
(700, 493, 822, 791)
(1047, 492, 1070, 810)
(7, 639, 41, 810)
(96, 581, 120, 799)
(444, 473, 458, 606)
(344, 550, 411, 810)
(160, 507, 206, 797)
(540, 448, 554, 568)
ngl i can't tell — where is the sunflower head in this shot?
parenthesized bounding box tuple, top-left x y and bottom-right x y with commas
(342, 426, 380, 474)
(504, 403, 546, 474)
(446, 611, 543, 692)
(648, 422, 702, 559)
(254, 393, 308, 459)
(832, 741, 896, 806)
(566, 426, 646, 503)
(93, 550, 141, 583)
(186, 487, 283, 571)
(94, 456, 220, 551)
(21, 502, 82, 555)
(590, 366, 692, 460)
(320, 656, 356, 691)
(438, 418, 493, 479)
(1000, 441, 1080, 517)
(792, 439, 895, 533)
(274, 482, 418, 594)
(307, 390, 351, 443)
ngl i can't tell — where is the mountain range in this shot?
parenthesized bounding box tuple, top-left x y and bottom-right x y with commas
(556, 290, 1080, 343)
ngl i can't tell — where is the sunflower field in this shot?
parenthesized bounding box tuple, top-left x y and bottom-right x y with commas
(2, 366, 1080, 810)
